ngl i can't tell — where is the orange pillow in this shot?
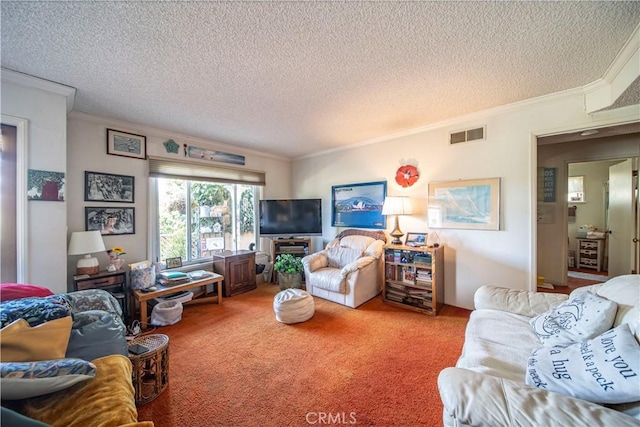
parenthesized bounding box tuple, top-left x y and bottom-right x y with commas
(0, 316, 72, 362)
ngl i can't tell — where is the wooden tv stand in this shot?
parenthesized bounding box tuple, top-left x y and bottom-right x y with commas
(271, 238, 311, 283)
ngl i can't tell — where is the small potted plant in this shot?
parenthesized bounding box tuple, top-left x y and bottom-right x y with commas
(273, 253, 304, 290)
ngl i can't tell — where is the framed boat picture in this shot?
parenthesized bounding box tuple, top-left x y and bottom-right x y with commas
(331, 181, 387, 229)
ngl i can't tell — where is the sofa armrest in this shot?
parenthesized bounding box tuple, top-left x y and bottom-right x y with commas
(438, 367, 638, 427)
(474, 285, 568, 317)
(340, 256, 376, 278)
(301, 252, 328, 273)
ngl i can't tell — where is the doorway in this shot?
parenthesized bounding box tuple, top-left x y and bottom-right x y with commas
(537, 124, 640, 291)
(1, 124, 18, 282)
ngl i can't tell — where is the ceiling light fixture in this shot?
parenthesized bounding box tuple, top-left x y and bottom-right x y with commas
(580, 129, 599, 136)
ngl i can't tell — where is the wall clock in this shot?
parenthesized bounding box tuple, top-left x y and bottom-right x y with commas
(395, 165, 420, 188)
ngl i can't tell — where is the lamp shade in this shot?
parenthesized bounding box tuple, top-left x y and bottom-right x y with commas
(381, 196, 413, 216)
(68, 231, 106, 255)
(68, 231, 106, 275)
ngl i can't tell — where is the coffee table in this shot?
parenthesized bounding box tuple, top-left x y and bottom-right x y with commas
(132, 271, 223, 324)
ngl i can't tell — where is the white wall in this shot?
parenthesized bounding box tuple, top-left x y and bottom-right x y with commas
(66, 112, 292, 287)
(1, 74, 74, 293)
(292, 91, 639, 309)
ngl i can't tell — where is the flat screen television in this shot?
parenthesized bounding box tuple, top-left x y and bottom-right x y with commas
(259, 199, 322, 238)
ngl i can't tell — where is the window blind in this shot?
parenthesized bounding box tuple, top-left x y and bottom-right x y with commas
(148, 156, 265, 186)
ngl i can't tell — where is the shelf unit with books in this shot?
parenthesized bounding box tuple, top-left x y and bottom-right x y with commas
(383, 244, 444, 315)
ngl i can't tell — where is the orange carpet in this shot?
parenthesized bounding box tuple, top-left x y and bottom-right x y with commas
(136, 283, 470, 426)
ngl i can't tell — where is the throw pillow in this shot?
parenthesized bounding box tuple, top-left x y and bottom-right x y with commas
(0, 295, 72, 328)
(0, 358, 96, 400)
(66, 311, 128, 361)
(526, 323, 640, 404)
(0, 284, 53, 302)
(530, 291, 617, 346)
(1, 316, 72, 362)
(326, 247, 363, 269)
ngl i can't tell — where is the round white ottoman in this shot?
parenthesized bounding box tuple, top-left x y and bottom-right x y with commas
(273, 288, 314, 324)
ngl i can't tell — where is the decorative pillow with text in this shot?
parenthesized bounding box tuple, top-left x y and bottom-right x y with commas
(526, 324, 640, 404)
(530, 291, 617, 346)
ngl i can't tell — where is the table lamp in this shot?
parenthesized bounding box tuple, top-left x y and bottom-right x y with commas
(382, 196, 413, 245)
(68, 230, 106, 275)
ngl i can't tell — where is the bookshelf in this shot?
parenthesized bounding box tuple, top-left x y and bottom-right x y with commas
(383, 244, 444, 315)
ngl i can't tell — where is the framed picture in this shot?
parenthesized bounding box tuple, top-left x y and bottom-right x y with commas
(332, 181, 387, 229)
(405, 232, 427, 247)
(106, 128, 147, 160)
(85, 207, 135, 235)
(428, 178, 500, 230)
(85, 171, 135, 203)
(27, 169, 65, 201)
(165, 257, 183, 269)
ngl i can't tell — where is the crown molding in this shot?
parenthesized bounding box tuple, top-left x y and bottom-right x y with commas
(296, 85, 586, 161)
(584, 22, 640, 113)
(1, 68, 76, 113)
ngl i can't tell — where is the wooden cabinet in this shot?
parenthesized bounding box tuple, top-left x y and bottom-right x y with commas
(271, 238, 310, 283)
(382, 245, 444, 315)
(576, 238, 605, 272)
(213, 250, 256, 297)
(73, 270, 129, 321)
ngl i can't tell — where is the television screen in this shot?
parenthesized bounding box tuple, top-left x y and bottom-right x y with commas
(259, 199, 322, 237)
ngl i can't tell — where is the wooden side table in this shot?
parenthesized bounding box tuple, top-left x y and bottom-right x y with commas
(212, 250, 256, 297)
(128, 334, 169, 405)
(131, 272, 223, 324)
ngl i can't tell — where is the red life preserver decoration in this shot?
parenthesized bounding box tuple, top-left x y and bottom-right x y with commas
(395, 165, 420, 188)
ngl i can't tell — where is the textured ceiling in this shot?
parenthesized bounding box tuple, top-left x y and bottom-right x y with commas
(2, 1, 639, 159)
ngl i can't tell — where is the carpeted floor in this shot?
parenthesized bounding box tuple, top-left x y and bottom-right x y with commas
(136, 283, 471, 426)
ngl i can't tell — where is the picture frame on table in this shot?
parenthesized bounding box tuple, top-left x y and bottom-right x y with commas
(428, 177, 500, 230)
(106, 128, 147, 160)
(85, 171, 135, 203)
(331, 180, 387, 229)
(85, 206, 135, 235)
(165, 257, 183, 269)
(405, 232, 427, 247)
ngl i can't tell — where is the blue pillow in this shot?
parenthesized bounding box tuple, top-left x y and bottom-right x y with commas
(0, 296, 71, 328)
(1, 406, 49, 427)
(66, 311, 127, 361)
(0, 358, 96, 400)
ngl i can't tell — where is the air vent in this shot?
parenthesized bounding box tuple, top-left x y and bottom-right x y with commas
(449, 126, 486, 144)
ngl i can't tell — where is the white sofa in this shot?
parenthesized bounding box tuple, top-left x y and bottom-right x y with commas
(438, 274, 640, 427)
(301, 229, 386, 308)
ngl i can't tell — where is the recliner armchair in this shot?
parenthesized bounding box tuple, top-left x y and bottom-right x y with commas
(301, 229, 386, 308)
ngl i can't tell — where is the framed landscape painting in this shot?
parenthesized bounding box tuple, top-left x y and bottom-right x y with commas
(107, 128, 147, 160)
(428, 178, 500, 230)
(85, 171, 134, 203)
(85, 207, 135, 235)
(331, 181, 387, 229)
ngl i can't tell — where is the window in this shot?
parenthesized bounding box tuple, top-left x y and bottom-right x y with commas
(568, 176, 585, 203)
(152, 178, 258, 266)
